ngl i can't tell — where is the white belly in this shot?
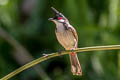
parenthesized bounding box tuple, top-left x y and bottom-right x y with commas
(56, 30, 75, 50)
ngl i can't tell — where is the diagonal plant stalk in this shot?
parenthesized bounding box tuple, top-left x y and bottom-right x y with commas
(0, 27, 51, 80)
(0, 45, 120, 80)
(118, 51, 120, 80)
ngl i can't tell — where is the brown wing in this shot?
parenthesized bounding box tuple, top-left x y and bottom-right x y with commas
(64, 23, 78, 48)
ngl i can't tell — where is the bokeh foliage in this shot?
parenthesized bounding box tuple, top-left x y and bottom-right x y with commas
(0, 0, 120, 80)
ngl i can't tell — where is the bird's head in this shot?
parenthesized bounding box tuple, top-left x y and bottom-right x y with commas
(48, 7, 69, 24)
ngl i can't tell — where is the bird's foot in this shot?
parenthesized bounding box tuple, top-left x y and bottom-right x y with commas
(58, 49, 64, 56)
(43, 53, 49, 57)
(71, 48, 76, 55)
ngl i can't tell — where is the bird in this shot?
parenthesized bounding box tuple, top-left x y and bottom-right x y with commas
(48, 7, 82, 76)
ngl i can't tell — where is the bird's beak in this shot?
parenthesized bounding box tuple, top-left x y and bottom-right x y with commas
(51, 7, 60, 14)
(48, 18, 54, 21)
(48, 7, 61, 21)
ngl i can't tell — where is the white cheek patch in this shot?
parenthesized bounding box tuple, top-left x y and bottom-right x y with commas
(58, 19, 65, 22)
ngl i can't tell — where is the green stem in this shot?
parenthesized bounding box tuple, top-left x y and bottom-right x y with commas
(118, 51, 120, 80)
(1, 45, 120, 80)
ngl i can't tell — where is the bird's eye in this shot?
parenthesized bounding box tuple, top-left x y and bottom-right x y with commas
(58, 17, 63, 20)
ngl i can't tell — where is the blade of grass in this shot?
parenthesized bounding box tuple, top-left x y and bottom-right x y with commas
(1, 45, 120, 80)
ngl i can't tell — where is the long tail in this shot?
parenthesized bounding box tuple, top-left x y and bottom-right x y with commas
(69, 52, 82, 76)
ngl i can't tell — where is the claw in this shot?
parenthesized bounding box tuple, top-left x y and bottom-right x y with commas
(71, 49, 74, 52)
(71, 48, 76, 55)
(58, 49, 64, 56)
(43, 54, 49, 57)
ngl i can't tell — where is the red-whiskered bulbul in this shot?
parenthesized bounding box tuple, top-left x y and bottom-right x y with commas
(48, 7, 82, 76)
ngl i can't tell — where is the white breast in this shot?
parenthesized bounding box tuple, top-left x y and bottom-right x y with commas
(56, 23, 65, 32)
(55, 23, 75, 50)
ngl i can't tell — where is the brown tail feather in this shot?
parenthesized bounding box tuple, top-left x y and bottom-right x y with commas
(69, 52, 82, 76)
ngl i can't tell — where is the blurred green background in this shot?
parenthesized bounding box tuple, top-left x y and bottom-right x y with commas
(0, 0, 120, 80)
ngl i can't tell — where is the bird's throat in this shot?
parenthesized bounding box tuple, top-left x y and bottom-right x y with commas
(56, 23, 65, 32)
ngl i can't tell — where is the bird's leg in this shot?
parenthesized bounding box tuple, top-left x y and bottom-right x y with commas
(43, 53, 49, 57)
(58, 49, 64, 56)
(71, 40, 77, 55)
(71, 48, 76, 55)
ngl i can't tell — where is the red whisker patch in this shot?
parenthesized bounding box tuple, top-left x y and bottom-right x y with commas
(58, 17, 63, 20)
